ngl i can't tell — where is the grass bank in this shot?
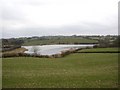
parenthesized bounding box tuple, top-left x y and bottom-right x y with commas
(77, 48, 119, 53)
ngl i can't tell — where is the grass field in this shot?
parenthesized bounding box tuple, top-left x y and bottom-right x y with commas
(23, 37, 98, 45)
(2, 53, 118, 88)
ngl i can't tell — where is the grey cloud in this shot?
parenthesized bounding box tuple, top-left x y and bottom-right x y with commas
(2, 21, 118, 38)
(2, 5, 25, 21)
(21, 0, 44, 6)
(118, 1, 120, 35)
(1, 0, 118, 38)
(59, 22, 117, 34)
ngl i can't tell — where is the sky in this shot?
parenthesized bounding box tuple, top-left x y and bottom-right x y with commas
(0, 0, 119, 38)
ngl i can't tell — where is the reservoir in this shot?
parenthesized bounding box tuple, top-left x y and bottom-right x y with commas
(22, 44, 94, 55)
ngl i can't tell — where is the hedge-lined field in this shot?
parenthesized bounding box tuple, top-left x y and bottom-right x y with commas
(2, 53, 118, 88)
(23, 37, 98, 46)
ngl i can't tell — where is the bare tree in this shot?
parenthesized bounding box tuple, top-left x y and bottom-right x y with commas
(31, 46, 39, 55)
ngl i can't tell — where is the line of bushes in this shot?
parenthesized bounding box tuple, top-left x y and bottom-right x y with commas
(2, 53, 50, 58)
(2, 48, 81, 58)
(2, 46, 96, 58)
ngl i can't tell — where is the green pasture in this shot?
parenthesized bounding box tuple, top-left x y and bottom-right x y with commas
(2, 53, 118, 88)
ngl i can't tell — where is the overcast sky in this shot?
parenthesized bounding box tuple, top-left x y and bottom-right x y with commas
(0, 0, 119, 38)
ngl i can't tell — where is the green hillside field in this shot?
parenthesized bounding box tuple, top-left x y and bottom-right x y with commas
(2, 52, 118, 88)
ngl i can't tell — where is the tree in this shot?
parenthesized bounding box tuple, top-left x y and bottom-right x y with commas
(112, 36, 120, 47)
(31, 46, 39, 55)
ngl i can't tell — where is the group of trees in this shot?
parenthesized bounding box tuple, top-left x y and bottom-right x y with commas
(97, 35, 120, 48)
(2, 38, 24, 52)
(2, 39, 24, 46)
(113, 36, 120, 47)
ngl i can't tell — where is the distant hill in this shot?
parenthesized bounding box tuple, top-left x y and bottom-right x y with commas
(1, 35, 119, 47)
(22, 36, 98, 45)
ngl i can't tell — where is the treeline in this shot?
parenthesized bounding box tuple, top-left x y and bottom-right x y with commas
(2, 38, 24, 46)
(1, 38, 24, 52)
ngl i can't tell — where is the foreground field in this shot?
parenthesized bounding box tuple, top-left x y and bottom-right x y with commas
(2, 53, 118, 88)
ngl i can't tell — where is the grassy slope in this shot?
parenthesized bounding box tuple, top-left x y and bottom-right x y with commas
(2, 48, 27, 54)
(0, 58, 1, 89)
(2, 53, 118, 88)
(77, 48, 119, 52)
